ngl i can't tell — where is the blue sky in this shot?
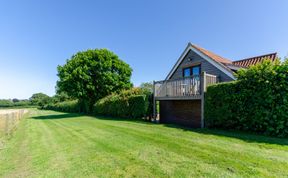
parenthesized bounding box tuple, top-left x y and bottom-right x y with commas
(0, 0, 287, 99)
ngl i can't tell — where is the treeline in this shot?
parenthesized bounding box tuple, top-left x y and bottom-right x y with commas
(0, 92, 71, 109)
(0, 99, 31, 107)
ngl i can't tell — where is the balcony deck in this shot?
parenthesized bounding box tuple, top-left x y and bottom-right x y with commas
(154, 76, 201, 100)
(153, 73, 217, 100)
(153, 72, 218, 128)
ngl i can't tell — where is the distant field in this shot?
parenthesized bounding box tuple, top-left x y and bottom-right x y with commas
(0, 110, 17, 135)
(0, 109, 24, 114)
(0, 115, 4, 135)
(0, 109, 287, 177)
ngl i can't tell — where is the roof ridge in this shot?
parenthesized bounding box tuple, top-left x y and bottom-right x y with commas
(190, 43, 232, 64)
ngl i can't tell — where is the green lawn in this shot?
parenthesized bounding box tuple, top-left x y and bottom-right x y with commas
(0, 109, 287, 177)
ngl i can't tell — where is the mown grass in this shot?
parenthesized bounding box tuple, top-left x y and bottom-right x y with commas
(0, 109, 287, 177)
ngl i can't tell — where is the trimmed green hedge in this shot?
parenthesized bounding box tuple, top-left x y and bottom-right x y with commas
(43, 100, 81, 113)
(93, 88, 152, 118)
(205, 59, 288, 137)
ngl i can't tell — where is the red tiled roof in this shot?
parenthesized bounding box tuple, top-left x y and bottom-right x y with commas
(189, 43, 278, 74)
(191, 44, 232, 64)
(232, 53, 277, 68)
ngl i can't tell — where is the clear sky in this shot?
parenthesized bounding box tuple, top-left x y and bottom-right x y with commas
(0, 0, 287, 99)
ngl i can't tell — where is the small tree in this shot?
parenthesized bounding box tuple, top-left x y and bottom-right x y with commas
(30, 93, 51, 107)
(12, 98, 20, 103)
(52, 92, 71, 103)
(139, 82, 153, 93)
(57, 49, 133, 112)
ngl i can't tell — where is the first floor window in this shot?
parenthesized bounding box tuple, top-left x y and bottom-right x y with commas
(192, 66, 200, 75)
(183, 68, 191, 77)
(183, 65, 201, 77)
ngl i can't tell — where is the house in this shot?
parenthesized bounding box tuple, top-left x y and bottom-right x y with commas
(153, 42, 277, 128)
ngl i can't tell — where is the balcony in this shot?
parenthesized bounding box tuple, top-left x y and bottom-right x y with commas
(153, 72, 217, 100)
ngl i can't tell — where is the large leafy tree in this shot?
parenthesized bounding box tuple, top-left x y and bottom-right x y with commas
(57, 49, 133, 112)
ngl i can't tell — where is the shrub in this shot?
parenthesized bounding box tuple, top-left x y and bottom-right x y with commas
(93, 88, 152, 119)
(43, 100, 81, 113)
(205, 59, 288, 137)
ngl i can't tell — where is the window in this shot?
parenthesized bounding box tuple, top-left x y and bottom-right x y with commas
(183, 68, 191, 77)
(183, 65, 201, 77)
(192, 66, 200, 75)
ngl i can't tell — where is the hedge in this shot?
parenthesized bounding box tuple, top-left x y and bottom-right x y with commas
(43, 100, 81, 113)
(93, 88, 152, 119)
(205, 59, 288, 137)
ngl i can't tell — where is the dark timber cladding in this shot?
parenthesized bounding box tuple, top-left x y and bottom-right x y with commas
(160, 100, 201, 128)
(169, 48, 233, 82)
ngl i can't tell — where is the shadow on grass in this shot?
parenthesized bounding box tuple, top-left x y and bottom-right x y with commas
(93, 115, 288, 146)
(162, 124, 288, 146)
(95, 115, 146, 121)
(31, 113, 82, 120)
(31, 110, 288, 146)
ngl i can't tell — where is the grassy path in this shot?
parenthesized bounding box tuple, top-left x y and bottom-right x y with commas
(0, 109, 287, 177)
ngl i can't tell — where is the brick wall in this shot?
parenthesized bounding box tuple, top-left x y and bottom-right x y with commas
(159, 100, 201, 128)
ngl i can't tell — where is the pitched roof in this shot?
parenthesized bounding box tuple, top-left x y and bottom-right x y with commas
(232, 53, 277, 68)
(165, 42, 277, 81)
(191, 44, 232, 64)
(165, 43, 236, 80)
(192, 44, 277, 68)
(223, 63, 243, 71)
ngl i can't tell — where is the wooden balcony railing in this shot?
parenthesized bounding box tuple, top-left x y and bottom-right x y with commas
(154, 75, 200, 98)
(205, 73, 218, 89)
(153, 72, 217, 100)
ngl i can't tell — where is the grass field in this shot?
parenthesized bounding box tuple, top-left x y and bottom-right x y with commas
(0, 109, 287, 177)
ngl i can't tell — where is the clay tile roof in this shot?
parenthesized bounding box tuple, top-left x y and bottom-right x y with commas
(232, 53, 277, 68)
(191, 44, 232, 64)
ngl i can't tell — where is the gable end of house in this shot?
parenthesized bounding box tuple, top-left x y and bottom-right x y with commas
(166, 43, 236, 81)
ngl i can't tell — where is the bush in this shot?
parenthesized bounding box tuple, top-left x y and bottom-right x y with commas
(43, 100, 81, 113)
(205, 59, 288, 137)
(93, 88, 152, 119)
